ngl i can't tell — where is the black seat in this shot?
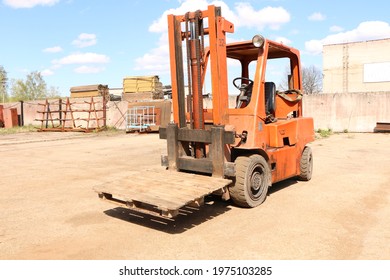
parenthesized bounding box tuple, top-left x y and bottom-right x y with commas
(265, 82, 276, 115)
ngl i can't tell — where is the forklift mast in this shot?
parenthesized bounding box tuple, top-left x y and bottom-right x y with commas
(161, 5, 237, 178)
(167, 5, 233, 130)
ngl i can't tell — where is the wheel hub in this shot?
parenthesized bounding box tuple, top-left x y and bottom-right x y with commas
(251, 172, 262, 191)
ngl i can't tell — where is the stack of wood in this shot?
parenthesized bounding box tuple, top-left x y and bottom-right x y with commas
(122, 76, 163, 102)
(70, 84, 109, 100)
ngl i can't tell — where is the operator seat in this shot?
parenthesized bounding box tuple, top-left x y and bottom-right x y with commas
(265, 82, 276, 116)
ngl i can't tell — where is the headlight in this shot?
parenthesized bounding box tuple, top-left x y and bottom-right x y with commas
(252, 35, 265, 48)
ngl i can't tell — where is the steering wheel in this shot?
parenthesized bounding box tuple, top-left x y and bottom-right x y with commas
(233, 77, 254, 90)
(234, 77, 254, 108)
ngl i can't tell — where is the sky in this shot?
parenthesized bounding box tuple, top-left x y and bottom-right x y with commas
(1, 0, 389, 96)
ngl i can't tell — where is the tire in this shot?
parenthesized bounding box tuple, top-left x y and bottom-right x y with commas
(230, 155, 271, 208)
(298, 146, 313, 181)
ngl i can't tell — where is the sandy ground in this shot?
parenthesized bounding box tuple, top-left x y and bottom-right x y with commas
(0, 131, 389, 260)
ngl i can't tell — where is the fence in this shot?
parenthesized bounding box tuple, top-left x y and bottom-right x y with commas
(1, 92, 389, 132)
(35, 97, 106, 132)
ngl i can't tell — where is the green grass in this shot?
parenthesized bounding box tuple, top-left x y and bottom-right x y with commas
(0, 125, 124, 135)
(0, 125, 37, 134)
(99, 126, 119, 133)
(91, 126, 123, 135)
(316, 128, 333, 138)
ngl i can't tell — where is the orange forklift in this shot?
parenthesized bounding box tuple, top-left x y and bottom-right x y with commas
(95, 5, 314, 218)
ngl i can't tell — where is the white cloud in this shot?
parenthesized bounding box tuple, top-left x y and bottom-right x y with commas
(323, 21, 390, 44)
(40, 69, 54, 76)
(290, 29, 300, 35)
(3, 0, 59, 8)
(51, 63, 62, 70)
(134, 33, 170, 72)
(304, 39, 324, 55)
(72, 33, 97, 48)
(234, 3, 290, 30)
(149, 1, 290, 32)
(305, 21, 390, 55)
(53, 52, 110, 65)
(74, 66, 106, 74)
(329, 25, 344, 33)
(308, 12, 326, 21)
(43, 46, 63, 53)
(138, 0, 291, 74)
(149, 0, 210, 33)
(273, 36, 291, 45)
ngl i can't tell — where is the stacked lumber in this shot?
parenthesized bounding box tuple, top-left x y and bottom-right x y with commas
(122, 76, 163, 101)
(123, 75, 162, 93)
(122, 92, 151, 102)
(70, 84, 109, 99)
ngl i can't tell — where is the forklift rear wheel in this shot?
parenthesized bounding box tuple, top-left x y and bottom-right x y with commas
(230, 155, 270, 208)
(298, 146, 313, 181)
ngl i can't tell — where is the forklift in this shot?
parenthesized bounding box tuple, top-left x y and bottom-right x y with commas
(95, 5, 314, 218)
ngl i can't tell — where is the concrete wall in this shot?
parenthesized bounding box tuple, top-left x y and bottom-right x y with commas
(1, 97, 106, 129)
(106, 101, 128, 130)
(1, 92, 389, 133)
(1, 101, 42, 127)
(303, 92, 390, 132)
(0, 98, 169, 131)
(203, 93, 390, 132)
(323, 38, 390, 94)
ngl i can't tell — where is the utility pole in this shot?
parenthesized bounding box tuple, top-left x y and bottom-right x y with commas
(0, 68, 8, 104)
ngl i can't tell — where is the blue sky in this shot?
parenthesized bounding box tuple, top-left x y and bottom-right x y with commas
(1, 0, 389, 96)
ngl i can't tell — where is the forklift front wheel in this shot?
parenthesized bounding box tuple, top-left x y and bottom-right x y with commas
(230, 155, 270, 208)
(298, 146, 313, 181)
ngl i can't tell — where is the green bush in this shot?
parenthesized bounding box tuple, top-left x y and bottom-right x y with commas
(317, 128, 333, 138)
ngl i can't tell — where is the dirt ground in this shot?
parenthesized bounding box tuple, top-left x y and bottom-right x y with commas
(0, 131, 389, 260)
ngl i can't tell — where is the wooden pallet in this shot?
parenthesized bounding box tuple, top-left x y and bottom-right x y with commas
(94, 169, 232, 218)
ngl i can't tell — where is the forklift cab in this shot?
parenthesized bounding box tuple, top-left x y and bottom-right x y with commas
(227, 35, 303, 121)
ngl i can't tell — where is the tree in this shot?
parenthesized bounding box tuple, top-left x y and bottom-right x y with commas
(46, 86, 62, 99)
(10, 71, 48, 101)
(278, 65, 323, 94)
(302, 65, 322, 94)
(0, 65, 8, 103)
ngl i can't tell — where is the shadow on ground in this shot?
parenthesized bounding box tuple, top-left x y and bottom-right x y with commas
(268, 178, 299, 195)
(104, 196, 232, 234)
(104, 178, 299, 234)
